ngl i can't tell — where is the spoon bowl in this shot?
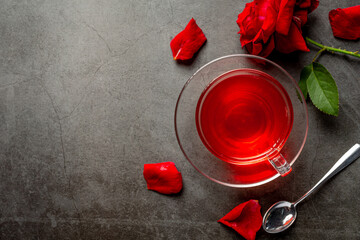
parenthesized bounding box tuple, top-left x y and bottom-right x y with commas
(262, 201, 297, 233)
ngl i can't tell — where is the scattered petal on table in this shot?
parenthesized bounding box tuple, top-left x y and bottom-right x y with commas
(329, 5, 360, 40)
(170, 18, 207, 60)
(218, 200, 262, 240)
(143, 162, 183, 194)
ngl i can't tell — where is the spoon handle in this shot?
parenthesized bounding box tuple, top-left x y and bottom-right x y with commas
(294, 143, 360, 207)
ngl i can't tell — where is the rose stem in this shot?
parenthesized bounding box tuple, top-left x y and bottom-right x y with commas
(306, 37, 360, 62)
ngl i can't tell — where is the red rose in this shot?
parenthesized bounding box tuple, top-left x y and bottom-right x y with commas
(236, 0, 316, 57)
(236, 0, 277, 57)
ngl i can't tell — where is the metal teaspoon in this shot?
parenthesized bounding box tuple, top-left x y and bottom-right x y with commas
(262, 143, 360, 233)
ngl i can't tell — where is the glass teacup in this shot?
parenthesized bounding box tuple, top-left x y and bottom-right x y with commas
(175, 54, 308, 187)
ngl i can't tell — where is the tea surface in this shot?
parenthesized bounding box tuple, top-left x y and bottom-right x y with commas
(196, 69, 293, 164)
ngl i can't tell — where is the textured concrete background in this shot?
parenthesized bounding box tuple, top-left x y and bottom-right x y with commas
(0, 0, 359, 239)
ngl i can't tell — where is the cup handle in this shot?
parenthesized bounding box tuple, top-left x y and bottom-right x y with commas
(268, 152, 292, 177)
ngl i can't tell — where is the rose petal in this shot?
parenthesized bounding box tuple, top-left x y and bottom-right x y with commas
(143, 162, 183, 194)
(295, 0, 318, 12)
(256, 0, 278, 42)
(170, 18, 207, 60)
(218, 200, 262, 240)
(237, 2, 255, 47)
(294, 9, 308, 26)
(297, 0, 309, 8)
(275, 18, 309, 53)
(329, 5, 360, 40)
(246, 35, 275, 57)
(276, 0, 296, 35)
(308, 0, 319, 13)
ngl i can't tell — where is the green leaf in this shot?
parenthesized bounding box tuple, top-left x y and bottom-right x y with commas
(299, 65, 311, 99)
(305, 62, 339, 116)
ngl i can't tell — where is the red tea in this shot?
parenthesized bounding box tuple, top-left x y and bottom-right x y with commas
(196, 69, 293, 165)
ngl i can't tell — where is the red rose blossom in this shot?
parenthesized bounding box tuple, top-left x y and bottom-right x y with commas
(218, 200, 262, 240)
(170, 18, 207, 60)
(329, 5, 360, 40)
(143, 162, 183, 194)
(236, 0, 317, 57)
(236, 0, 277, 57)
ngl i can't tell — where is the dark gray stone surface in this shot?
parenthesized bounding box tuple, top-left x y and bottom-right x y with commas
(1, 0, 359, 239)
